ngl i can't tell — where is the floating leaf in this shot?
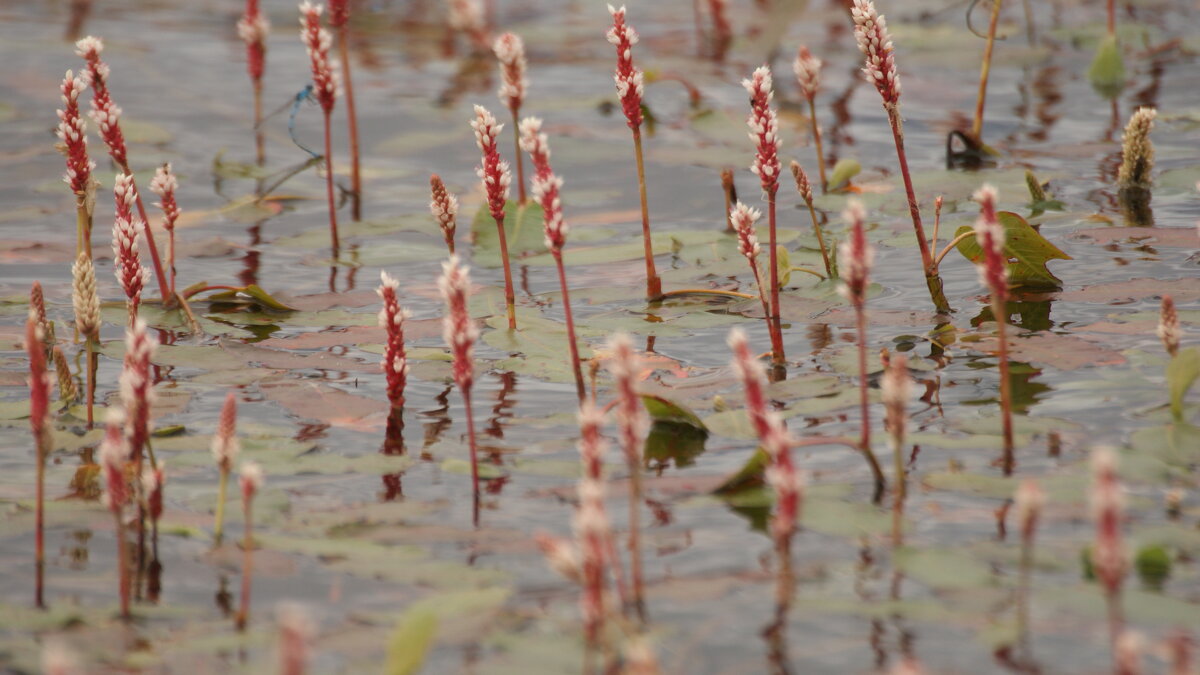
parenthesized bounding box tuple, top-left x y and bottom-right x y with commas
(827, 158, 862, 192)
(471, 200, 546, 267)
(712, 448, 769, 494)
(640, 395, 708, 431)
(1088, 34, 1126, 99)
(384, 607, 438, 675)
(954, 211, 1071, 288)
(1167, 347, 1199, 421)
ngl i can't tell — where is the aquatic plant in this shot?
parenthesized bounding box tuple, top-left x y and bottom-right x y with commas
(972, 185, 1015, 473)
(792, 46, 826, 192)
(76, 37, 170, 301)
(55, 70, 95, 260)
(99, 409, 131, 620)
(71, 252, 100, 426)
(743, 66, 786, 367)
(1091, 448, 1128, 656)
(429, 174, 459, 254)
(1013, 478, 1044, 650)
(149, 165, 180, 299)
(970, 0, 1003, 142)
(471, 105, 517, 329)
(236, 460, 264, 631)
(730, 201, 772, 328)
(605, 333, 647, 619)
(26, 304, 51, 608)
(1118, 107, 1156, 191)
(850, 0, 950, 314)
(328, 0, 362, 220)
(494, 33, 529, 205)
(211, 391, 240, 546)
(607, 5, 662, 302)
(1158, 295, 1179, 357)
(520, 117, 585, 400)
(439, 255, 481, 504)
(377, 271, 410, 410)
(790, 161, 831, 278)
(575, 401, 613, 659)
(112, 174, 148, 324)
(237, 0, 269, 165)
(837, 201, 887, 501)
(299, 2, 340, 255)
(882, 352, 910, 547)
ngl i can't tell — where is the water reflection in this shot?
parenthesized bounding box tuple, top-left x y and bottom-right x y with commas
(381, 409, 406, 501)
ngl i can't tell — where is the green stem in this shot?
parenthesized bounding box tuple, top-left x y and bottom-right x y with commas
(214, 469, 228, 546)
(631, 128, 663, 301)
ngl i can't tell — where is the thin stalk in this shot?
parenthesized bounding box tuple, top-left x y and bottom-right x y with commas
(85, 341, 96, 428)
(1106, 0, 1115, 36)
(855, 303, 887, 503)
(115, 510, 130, 620)
(603, 529, 630, 612)
(631, 128, 663, 301)
(214, 470, 229, 546)
(236, 499, 253, 631)
(802, 200, 832, 277)
(1106, 589, 1124, 660)
(628, 459, 645, 622)
(168, 228, 176, 300)
(119, 167, 170, 303)
(35, 444, 45, 608)
(1016, 532, 1033, 651)
(789, 266, 827, 280)
(1021, 0, 1035, 45)
(337, 26, 362, 221)
(992, 297, 1015, 475)
(934, 230, 976, 269)
(891, 431, 905, 547)
(807, 99, 828, 193)
(322, 112, 340, 256)
(972, 0, 1003, 140)
(253, 79, 265, 167)
(775, 534, 794, 614)
(748, 263, 773, 330)
(767, 192, 785, 366)
(512, 110, 527, 204)
(75, 201, 92, 261)
(553, 252, 586, 403)
(885, 108, 951, 314)
(493, 213, 517, 329)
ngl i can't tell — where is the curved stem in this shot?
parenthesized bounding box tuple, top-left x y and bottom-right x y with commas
(338, 26, 362, 221)
(788, 266, 827, 280)
(660, 288, 755, 300)
(323, 112, 340, 256)
(631, 128, 662, 301)
(804, 200, 832, 278)
(807, 98, 827, 193)
(972, 0, 1003, 140)
(934, 230, 977, 270)
(553, 251, 586, 403)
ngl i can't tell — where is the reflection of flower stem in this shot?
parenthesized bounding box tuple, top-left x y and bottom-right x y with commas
(85, 340, 97, 428)
(855, 303, 887, 503)
(115, 510, 130, 620)
(236, 494, 254, 630)
(993, 297, 1015, 475)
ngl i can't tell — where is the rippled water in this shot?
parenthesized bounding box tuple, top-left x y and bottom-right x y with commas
(0, 0, 1198, 672)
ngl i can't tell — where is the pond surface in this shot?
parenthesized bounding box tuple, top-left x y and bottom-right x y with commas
(0, 0, 1198, 672)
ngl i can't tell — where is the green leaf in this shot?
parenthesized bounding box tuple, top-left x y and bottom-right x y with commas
(470, 200, 546, 268)
(954, 211, 1072, 289)
(1167, 347, 1200, 421)
(1088, 34, 1126, 99)
(644, 420, 708, 469)
(640, 395, 708, 431)
(204, 284, 297, 311)
(712, 448, 769, 494)
(384, 607, 438, 675)
(828, 158, 862, 192)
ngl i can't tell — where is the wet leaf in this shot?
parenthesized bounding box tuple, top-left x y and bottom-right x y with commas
(1167, 347, 1199, 422)
(384, 607, 437, 675)
(954, 211, 1071, 288)
(640, 395, 708, 431)
(1087, 34, 1125, 99)
(471, 200, 546, 267)
(204, 284, 297, 311)
(827, 158, 862, 192)
(712, 448, 769, 494)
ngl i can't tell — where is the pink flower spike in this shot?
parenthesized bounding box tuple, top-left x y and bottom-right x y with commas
(447, 0, 487, 49)
(26, 311, 51, 457)
(149, 164, 180, 232)
(240, 461, 264, 502)
(727, 327, 771, 441)
(743, 66, 782, 196)
(1158, 295, 1180, 358)
(493, 33, 528, 115)
(793, 46, 822, 102)
(574, 401, 611, 645)
(730, 201, 762, 263)
(438, 255, 478, 393)
(972, 184, 1007, 301)
(56, 70, 95, 202)
(471, 105, 512, 222)
(429, 174, 459, 253)
(519, 117, 569, 251)
(377, 271, 411, 409)
(142, 463, 165, 523)
(606, 333, 647, 465)
(607, 4, 645, 130)
(851, 0, 902, 107)
(111, 184, 148, 319)
(837, 200, 874, 305)
(328, 0, 348, 27)
(299, 2, 337, 114)
(238, 0, 270, 83)
(99, 408, 130, 513)
(76, 36, 130, 169)
(212, 390, 240, 473)
(120, 319, 156, 468)
(1091, 448, 1126, 596)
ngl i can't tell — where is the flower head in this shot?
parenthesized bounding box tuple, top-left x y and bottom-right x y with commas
(377, 271, 411, 409)
(56, 70, 95, 202)
(607, 5, 645, 129)
(26, 310, 52, 456)
(471, 105, 512, 222)
(743, 66, 782, 195)
(791, 161, 813, 206)
(212, 390, 240, 472)
(1158, 294, 1180, 358)
(972, 185, 1007, 301)
(519, 117, 569, 251)
(837, 200, 874, 304)
(1118, 107, 1157, 189)
(730, 201, 762, 262)
(142, 463, 165, 522)
(793, 46, 822, 102)
(299, 2, 337, 113)
(149, 164, 180, 233)
(71, 252, 100, 339)
(112, 214, 147, 309)
(240, 460, 264, 501)
(493, 33, 528, 115)
(439, 255, 478, 392)
(238, 0, 270, 82)
(99, 408, 130, 513)
(605, 333, 647, 468)
(120, 319, 156, 462)
(429, 174, 459, 253)
(851, 0, 901, 107)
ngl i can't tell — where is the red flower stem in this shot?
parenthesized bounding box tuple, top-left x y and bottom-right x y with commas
(236, 499, 253, 630)
(972, 0, 1002, 140)
(76, 200, 92, 261)
(168, 228, 176, 299)
(767, 191, 785, 366)
(253, 79, 265, 167)
(807, 99, 827, 193)
(322, 111, 340, 256)
(1107, 0, 1115, 36)
(35, 446, 45, 608)
(337, 26, 362, 221)
(115, 510, 130, 619)
(631, 128, 662, 301)
(627, 457, 645, 622)
(993, 296, 1015, 475)
(552, 251, 586, 403)
(462, 387, 479, 497)
(885, 108, 951, 314)
(855, 302, 887, 503)
(493, 213, 517, 329)
(86, 341, 97, 428)
(512, 110, 527, 205)
(119, 165, 170, 302)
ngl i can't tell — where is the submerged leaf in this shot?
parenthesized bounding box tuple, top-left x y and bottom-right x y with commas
(954, 211, 1071, 288)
